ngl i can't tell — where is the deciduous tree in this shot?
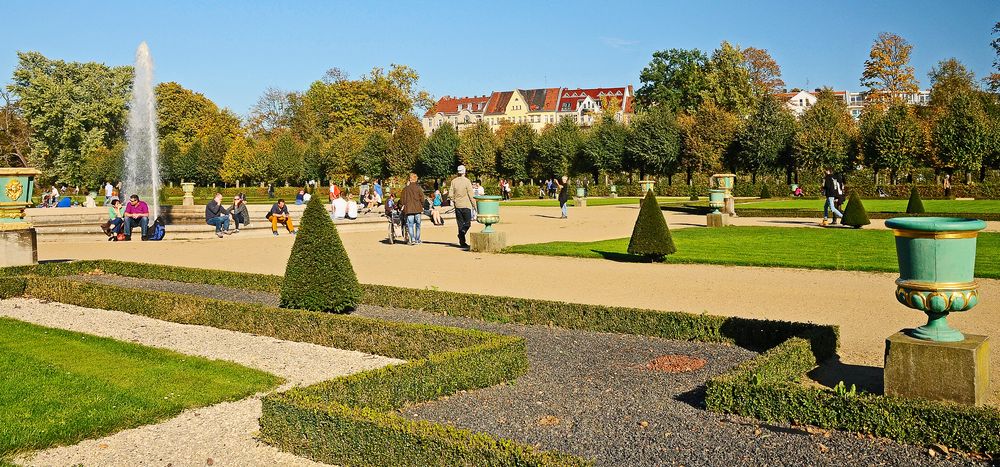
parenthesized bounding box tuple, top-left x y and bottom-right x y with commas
(635, 48, 710, 113)
(731, 95, 796, 182)
(536, 118, 582, 177)
(861, 32, 919, 104)
(704, 41, 756, 117)
(741, 46, 785, 94)
(793, 89, 857, 172)
(582, 115, 628, 177)
(933, 92, 990, 177)
(387, 116, 424, 177)
(859, 102, 923, 183)
(677, 101, 740, 184)
(625, 106, 681, 180)
(419, 122, 459, 179)
(498, 123, 535, 180)
(457, 121, 498, 177)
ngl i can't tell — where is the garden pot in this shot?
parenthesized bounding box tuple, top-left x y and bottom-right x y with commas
(610, 185, 617, 198)
(639, 180, 655, 194)
(181, 182, 195, 206)
(885, 217, 987, 342)
(708, 189, 726, 214)
(0, 168, 41, 230)
(474, 195, 502, 233)
(576, 187, 586, 198)
(711, 173, 736, 196)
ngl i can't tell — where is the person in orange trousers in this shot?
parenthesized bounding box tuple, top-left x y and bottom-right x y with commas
(267, 199, 296, 236)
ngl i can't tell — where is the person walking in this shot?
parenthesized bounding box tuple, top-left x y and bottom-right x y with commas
(104, 181, 114, 206)
(448, 165, 476, 248)
(821, 169, 843, 226)
(205, 193, 231, 238)
(401, 173, 424, 245)
(556, 176, 569, 219)
(943, 174, 952, 198)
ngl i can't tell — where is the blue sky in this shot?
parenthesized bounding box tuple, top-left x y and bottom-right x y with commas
(2, 1, 996, 116)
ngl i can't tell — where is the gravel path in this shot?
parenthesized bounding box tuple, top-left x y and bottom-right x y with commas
(57, 276, 987, 465)
(0, 298, 401, 466)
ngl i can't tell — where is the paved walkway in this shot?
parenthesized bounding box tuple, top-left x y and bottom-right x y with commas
(35, 204, 1000, 401)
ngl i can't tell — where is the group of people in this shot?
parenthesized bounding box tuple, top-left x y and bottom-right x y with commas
(100, 194, 152, 241)
(498, 179, 513, 200)
(821, 169, 847, 226)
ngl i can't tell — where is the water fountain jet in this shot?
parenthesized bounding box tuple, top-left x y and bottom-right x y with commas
(122, 42, 160, 219)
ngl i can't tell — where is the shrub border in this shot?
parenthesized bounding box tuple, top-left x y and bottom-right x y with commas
(6, 260, 1000, 456)
(662, 203, 1000, 221)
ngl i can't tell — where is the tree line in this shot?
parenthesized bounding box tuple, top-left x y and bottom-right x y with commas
(2, 27, 999, 191)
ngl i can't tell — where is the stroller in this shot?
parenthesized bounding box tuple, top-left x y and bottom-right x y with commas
(386, 203, 410, 245)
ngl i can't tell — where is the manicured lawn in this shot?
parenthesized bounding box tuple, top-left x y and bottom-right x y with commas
(504, 196, 686, 207)
(505, 226, 1000, 278)
(0, 318, 282, 460)
(737, 198, 1000, 214)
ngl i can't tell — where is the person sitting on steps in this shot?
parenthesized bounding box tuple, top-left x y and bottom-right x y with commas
(205, 193, 231, 238)
(267, 199, 296, 236)
(123, 194, 150, 241)
(229, 193, 250, 233)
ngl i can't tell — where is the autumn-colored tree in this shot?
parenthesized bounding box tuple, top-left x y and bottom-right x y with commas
(0, 89, 30, 166)
(793, 89, 857, 172)
(928, 58, 978, 110)
(220, 136, 254, 185)
(247, 87, 294, 136)
(677, 101, 741, 184)
(861, 32, 919, 105)
(741, 47, 785, 94)
(457, 121, 498, 177)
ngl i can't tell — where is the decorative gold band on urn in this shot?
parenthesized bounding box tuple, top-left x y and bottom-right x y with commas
(891, 229, 980, 239)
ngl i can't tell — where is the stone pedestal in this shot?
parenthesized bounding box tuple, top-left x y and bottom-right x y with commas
(181, 182, 195, 206)
(884, 331, 989, 405)
(470, 231, 507, 253)
(725, 197, 737, 217)
(707, 213, 728, 228)
(574, 197, 587, 207)
(1, 228, 38, 267)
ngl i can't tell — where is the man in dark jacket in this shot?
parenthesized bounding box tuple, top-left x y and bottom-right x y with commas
(400, 173, 424, 245)
(821, 169, 843, 226)
(205, 193, 231, 238)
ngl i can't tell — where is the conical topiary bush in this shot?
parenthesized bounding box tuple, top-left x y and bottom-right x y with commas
(841, 192, 871, 229)
(906, 186, 925, 214)
(759, 185, 771, 199)
(627, 190, 677, 261)
(280, 196, 361, 313)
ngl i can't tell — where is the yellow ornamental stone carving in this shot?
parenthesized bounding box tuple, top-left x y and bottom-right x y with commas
(5, 179, 22, 201)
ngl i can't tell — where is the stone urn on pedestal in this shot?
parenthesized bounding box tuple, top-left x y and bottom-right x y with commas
(707, 188, 728, 227)
(883, 217, 990, 405)
(574, 186, 587, 207)
(181, 182, 195, 206)
(470, 195, 506, 252)
(639, 180, 655, 194)
(0, 168, 41, 267)
(711, 173, 737, 216)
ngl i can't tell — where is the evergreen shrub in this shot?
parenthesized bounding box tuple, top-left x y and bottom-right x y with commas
(906, 186, 925, 214)
(841, 192, 871, 229)
(759, 185, 771, 199)
(280, 196, 360, 312)
(627, 191, 677, 261)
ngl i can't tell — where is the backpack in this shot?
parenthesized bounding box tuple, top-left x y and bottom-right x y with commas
(148, 217, 166, 241)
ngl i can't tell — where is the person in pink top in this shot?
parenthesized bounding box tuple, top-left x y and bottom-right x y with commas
(123, 194, 150, 241)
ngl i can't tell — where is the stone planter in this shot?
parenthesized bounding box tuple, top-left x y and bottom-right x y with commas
(711, 173, 736, 196)
(609, 185, 617, 198)
(0, 168, 41, 229)
(576, 187, 586, 198)
(639, 180, 655, 194)
(708, 189, 726, 214)
(885, 217, 987, 342)
(474, 195, 502, 233)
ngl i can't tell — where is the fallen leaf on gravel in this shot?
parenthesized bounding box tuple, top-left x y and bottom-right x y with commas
(754, 428, 762, 436)
(931, 444, 950, 456)
(537, 415, 560, 426)
(639, 421, 649, 428)
(98, 443, 108, 449)
(928, 448, 937, 457)
(805, 426, 829, 436)
(206, 458, 214, 465)
(818, 443, 828, 453)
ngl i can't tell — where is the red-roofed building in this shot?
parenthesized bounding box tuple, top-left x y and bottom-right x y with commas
(422, 95, 491, 134)
(555, 86, 633, 126)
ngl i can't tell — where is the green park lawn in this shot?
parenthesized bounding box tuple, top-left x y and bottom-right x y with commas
(0, 318, 282, 461)
(737, 198, 1000, 214)
(504, 196, 686, 208)
(504, 226, 1000, 278)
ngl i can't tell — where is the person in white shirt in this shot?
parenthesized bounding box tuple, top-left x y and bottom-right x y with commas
(303, 191, 312, 203)
(104, 182, 114, 205)
(346, 194, 359, 220)
(332, 193, 348, 219)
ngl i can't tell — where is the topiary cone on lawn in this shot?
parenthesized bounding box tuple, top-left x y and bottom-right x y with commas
(841, 192, 871, 229)
(906, 186, 925, 214)
(280, 196, 361, 313)
(759, 185, 771, 199)
(627, 190, 677, 261)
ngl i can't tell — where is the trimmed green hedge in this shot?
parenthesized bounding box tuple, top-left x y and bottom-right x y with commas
(9, 274, 582, 466)
(705, 337, 1000, 454)
(9, 260, 1000, 456)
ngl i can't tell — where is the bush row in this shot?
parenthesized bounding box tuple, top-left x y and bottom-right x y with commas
(705, 337, 1000, 455)
(732, 208, 1000, 222)
(10, 275, 582, 465)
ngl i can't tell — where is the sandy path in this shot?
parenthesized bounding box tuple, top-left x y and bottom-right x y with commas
(1, 298, 401, 466)
(35, 205, 1000, 400)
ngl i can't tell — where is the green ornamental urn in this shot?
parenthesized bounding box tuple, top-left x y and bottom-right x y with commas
(708, 189, 726, 214)
(711, 173, 736, 195)
(0, 168, 41, 230)
(639, 180, 655, 194)
(885, 217, 987, 342)
(474, 195, 502, 233)
(576, 186, 586, 198)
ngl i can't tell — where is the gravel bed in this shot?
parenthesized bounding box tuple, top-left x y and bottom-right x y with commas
(0, 298, 399, 466)
(57, 275, 987, 466)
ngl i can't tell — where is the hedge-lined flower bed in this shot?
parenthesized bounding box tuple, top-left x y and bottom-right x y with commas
(5, 260, 1000, 457)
